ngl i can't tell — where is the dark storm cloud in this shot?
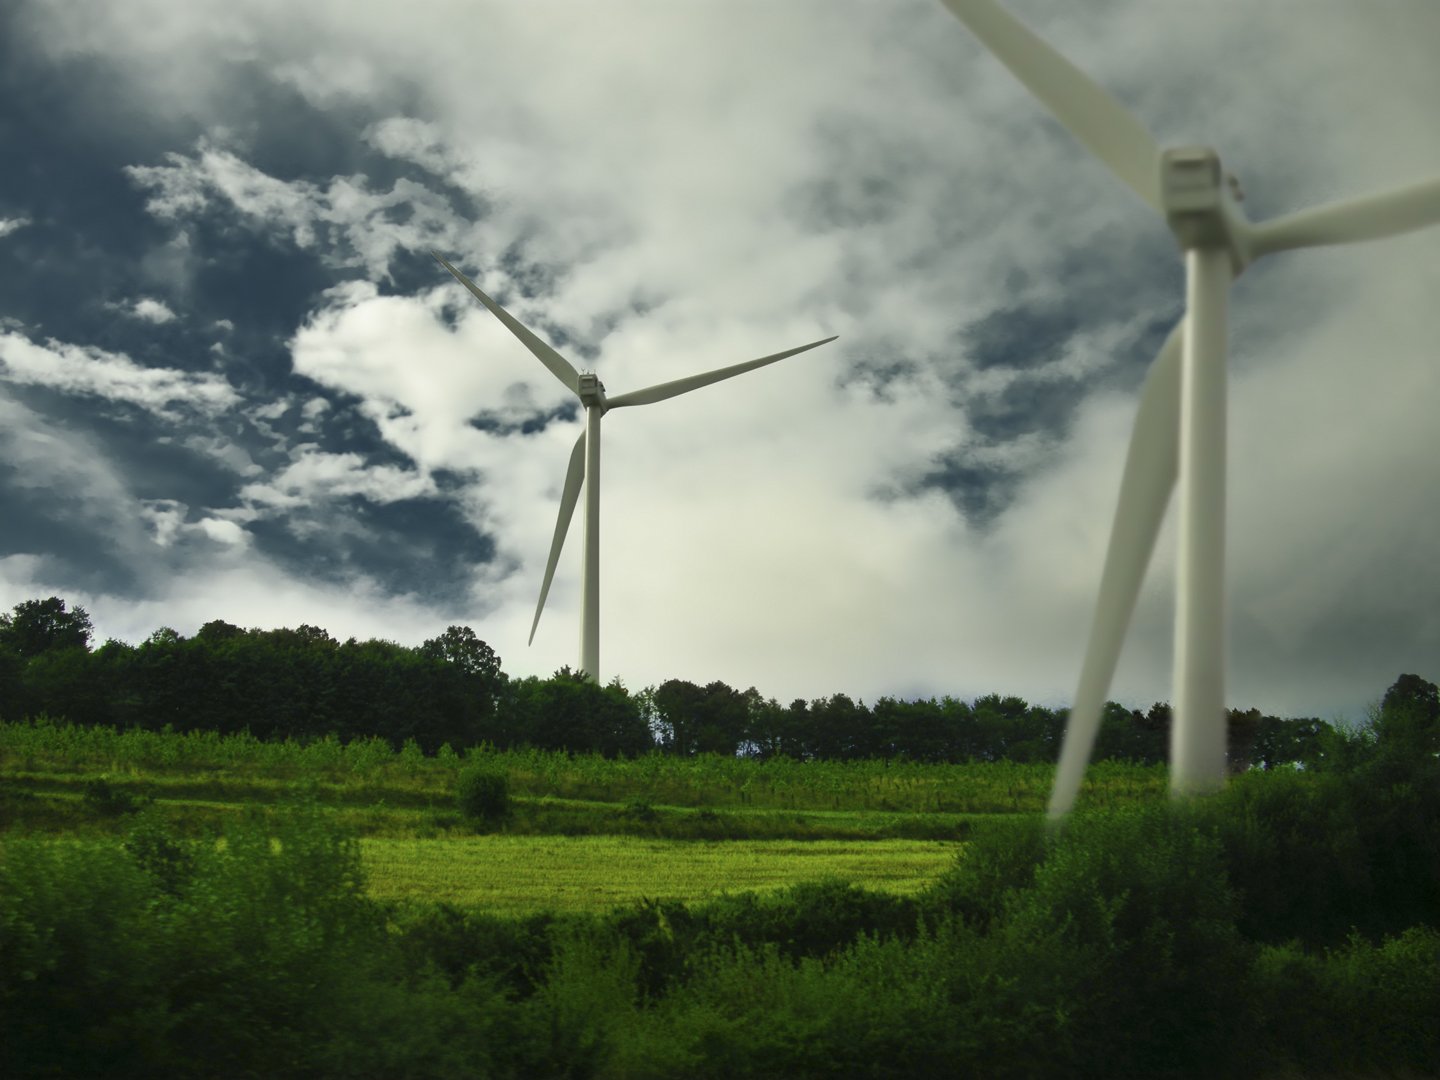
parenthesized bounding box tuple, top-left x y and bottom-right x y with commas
(0, 29, 513, 611)
(963, 304, 1079, 372)
(918, 456, 1020, 524)
(0, 480, 144, 595)
(469, 400, 580, 439)
(244, 495, 495, 609)
(1, 0, 1433, 717)
(0, 55, 177, 346)
(966, 375, 1084, 443)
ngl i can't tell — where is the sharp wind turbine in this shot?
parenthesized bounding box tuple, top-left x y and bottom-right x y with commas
(938, 0, 1440, 814)
(434, 252, 837, 684)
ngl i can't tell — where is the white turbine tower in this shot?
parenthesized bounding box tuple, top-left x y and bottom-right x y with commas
(435, 252, 837, 684)
(938, 0, 1440, 813)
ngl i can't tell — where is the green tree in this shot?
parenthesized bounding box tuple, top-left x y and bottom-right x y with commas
(0, 597, 93, 658)
(418, 626, 506, 745)
(652, 678, 748, 756)
(195, 619, 245, 643)
(505, 670, 651, 756)
(420, 625, 501, 684)
(808, 693, 872, 760)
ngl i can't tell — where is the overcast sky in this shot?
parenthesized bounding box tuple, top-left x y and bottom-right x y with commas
(2, 0, 1437, 720)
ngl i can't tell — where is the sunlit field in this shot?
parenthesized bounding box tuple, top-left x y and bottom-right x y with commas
(4, 704, 1437, 1079)
(361, 835, 956, 913)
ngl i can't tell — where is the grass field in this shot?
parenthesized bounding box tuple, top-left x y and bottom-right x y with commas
(6, 714, 1439, 1079)
(362, 835, 957, 913)
(0, 717, 1166, 915)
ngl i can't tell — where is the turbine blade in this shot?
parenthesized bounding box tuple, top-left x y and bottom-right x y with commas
(433, 251, 581, 396)
(529, 433, 586, 645)
(938, 0, 1163, 213)
(605, 336, 837, 409)
(1249, 176, 1440, 257)
(1049, 320, 1184, 817)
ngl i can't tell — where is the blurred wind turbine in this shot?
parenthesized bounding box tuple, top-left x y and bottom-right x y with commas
(435, 252, 836, 684)
(938, 0, 1440, 814)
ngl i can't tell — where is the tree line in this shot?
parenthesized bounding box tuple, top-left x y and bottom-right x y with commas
(0, 595, 1401, 767)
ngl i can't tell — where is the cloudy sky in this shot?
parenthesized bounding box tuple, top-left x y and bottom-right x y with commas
(2, 0, 1437, 721)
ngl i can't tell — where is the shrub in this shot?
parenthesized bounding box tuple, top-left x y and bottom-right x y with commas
(1252, 927, 1440, 1076)
(81, 775, 146, 816)
(1196, 723, 1440, 946)
(122, 811, 197, 896)
(991, 805, 1253, 1078)
(698, 879, 920, 963)
(456, 762, 510, 825)
(921, 814, 1045, 930)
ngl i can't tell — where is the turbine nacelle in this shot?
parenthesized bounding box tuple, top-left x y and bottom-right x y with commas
(577, 372, 607, 409)
(1160, 147, 1253, 272)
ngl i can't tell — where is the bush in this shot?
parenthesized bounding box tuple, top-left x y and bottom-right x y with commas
(1252, 926, 1440, 1076)
(1195, 710, 1440, 946)
(988, 805, 1254, 1078)
(697, 879, 920, 963)
(456, 763, 510, 825)
(122, 811, 197, 896)
(82, 775, 146, 816)
(921, 815, 1045, 931)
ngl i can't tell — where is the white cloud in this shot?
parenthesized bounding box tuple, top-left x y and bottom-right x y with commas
(195, 517, 250, 547)
(0, 216, 31, 239)
(238, 444, 435, 512)
(0, 330, 239, 418)
(107, 296, 178, 324)
(140, 499, 188, 547)
(7, 0, 1440, 720)
(126, 142, 463, 280)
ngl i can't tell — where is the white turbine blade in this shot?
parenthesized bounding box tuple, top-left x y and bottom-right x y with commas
(433, 251, 581, 396)
(1049, 321, 1183, 817)
(529, 433, 586, 645)
(605, 336, 837, 409)
(1249, 176, 1440, 257)
(938, 0, 1163, 213)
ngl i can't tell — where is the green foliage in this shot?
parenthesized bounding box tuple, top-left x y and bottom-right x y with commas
(1251, 927, 1440, 1077)
(0, 714, 1166, 824)
(0, 595, 93, 658)
(652, 678, 750, 757)
(81, 775, 148, 817)
(503, 671, 653, 757)
(122, 810, 198, 895)
(456, 762, 510, 825)
(923, 815, 1046, 930)
(4, 663, 1439, 1076)
(1196, 672, 1440, 947)
(0, 804, 565, 1079)
(3, 727, 1440, 1077)
(4, 594, 1345, 767)
(996, 806, 1252, 1077)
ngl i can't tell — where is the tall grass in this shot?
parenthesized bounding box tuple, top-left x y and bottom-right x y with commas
(0, 716, 1165, 815)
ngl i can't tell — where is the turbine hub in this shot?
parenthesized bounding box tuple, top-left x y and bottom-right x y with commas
(1161, 147, 1251, 272)
(577, 372, 606, 407)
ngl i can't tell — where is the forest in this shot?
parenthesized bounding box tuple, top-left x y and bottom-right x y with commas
(2, 594, 1438, 1078)
(0, 595, 1327, 766)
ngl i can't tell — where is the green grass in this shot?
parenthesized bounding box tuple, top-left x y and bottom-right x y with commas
(0, 717, 1165, 916)
(0, 715, 1168, 816)
(363, 835, 958, 914)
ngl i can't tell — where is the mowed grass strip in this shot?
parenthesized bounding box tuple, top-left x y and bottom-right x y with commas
(362, 836, 957, 914)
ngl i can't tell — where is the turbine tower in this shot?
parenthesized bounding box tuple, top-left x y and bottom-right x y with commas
(435, 252, 836, 683)
(938, 0, 1440, 812)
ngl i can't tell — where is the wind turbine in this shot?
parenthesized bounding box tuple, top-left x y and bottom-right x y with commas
(434, 252, 836, 684)
(938, 0, 1440, 813)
